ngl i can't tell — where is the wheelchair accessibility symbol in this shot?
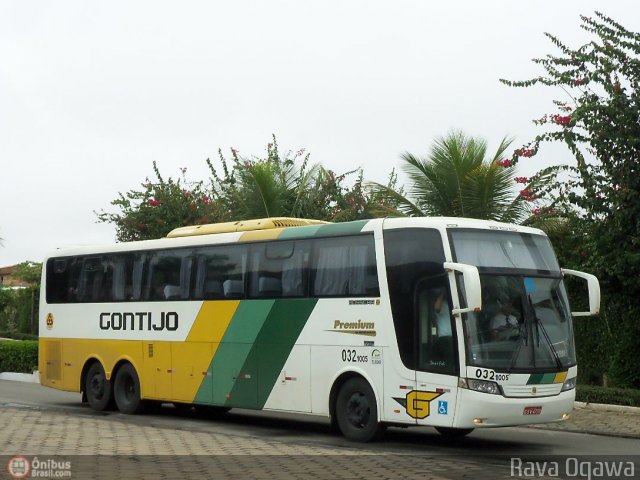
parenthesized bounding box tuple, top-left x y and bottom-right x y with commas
(437, 400, 448, 415)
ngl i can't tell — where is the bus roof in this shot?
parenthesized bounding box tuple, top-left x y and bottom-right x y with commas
(167, 217, 329, 238)
(44, 216, 546, 259)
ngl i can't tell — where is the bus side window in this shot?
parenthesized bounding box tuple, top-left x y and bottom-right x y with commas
(109, 255, 133, 301)
(194, 245, 246, 300)
(415, 280, 456, 374)
(130, 254, 146, 301)
(145, 250, 192, 301)
(311, 235, 379, 297)
(46, 257, 80, 303)
(76, 256, 108, 302)
(249, 241, 308, 298)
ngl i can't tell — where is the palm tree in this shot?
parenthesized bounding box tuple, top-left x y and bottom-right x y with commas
(368, 131, 545, 223)
(209, 136, 323, 220)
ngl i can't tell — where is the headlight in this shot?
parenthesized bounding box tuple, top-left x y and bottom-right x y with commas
(463, 378, 501, 395)
(561, 377, 577, 392)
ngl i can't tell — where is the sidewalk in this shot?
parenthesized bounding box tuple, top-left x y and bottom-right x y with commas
(0, 407, 498, 480)
(529, 402, 640, 439)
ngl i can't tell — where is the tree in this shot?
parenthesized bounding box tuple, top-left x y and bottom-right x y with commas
(209, 137, 401, 223)
(502, 12, 640, 293)
(96, 162, 222, 242)
(14, 262, 42, 286)
(367, 130, 549, 222)
(97, 136, 395, 241)
(502, 12, 640, 387)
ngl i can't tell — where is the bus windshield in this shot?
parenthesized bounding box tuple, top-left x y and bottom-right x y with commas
(450, 230, 575, 371)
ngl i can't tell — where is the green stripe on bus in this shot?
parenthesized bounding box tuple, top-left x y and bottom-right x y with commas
(527, 374, 544, 385)
(278, 220, 369, 239)
(278, 225, 325, 239)
(527, 373, 559, 385)
(229, 298, 318, 408)
(194, 300, 274, 405)
(314, 220, 369, 237)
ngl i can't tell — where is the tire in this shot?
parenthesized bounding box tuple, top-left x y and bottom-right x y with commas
(113, 363, 144, 414)
(335, 377, 385, 442)
(435, 427, 474, 438)
(85, 362, 113, 411)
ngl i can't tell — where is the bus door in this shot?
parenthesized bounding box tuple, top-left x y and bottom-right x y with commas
(412, 276, 458, 428)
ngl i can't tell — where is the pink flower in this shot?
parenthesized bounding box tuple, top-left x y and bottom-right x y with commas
(515, 176, 528, 184)
(520, 189, 537, 201)
(552, 114, 572, 126)
(202, 195, 210, 204)
(514, 148, 535, 158)
(148, 199, 160, 207)
(497, 159, 512, 167)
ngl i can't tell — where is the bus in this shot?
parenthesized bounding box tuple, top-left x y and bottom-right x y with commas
(39, 216, 600, 442)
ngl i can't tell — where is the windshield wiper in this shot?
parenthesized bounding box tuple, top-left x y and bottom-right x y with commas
(528, 294, 563, 370)
(506, 327, 526, 374)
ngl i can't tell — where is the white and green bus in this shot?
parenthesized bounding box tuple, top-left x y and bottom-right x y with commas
(39, 216, 600, 441)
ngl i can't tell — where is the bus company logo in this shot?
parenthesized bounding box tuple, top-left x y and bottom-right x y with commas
(8, 457, 72, 478)
(46, 313, 54, 330)
(7, 456, 30, 479)
(393, 390, 443, 419)
(329, 320, 376, 337)
(371, 349, 382, 365)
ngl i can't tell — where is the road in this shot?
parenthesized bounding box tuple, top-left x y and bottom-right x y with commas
(1, 380, 639, 479)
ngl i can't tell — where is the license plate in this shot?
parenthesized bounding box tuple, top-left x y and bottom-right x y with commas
(523, 406, 543, 415)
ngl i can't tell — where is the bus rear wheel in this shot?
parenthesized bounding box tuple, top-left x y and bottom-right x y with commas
(113, 363, 144, 414)
(335, 377, 385, 442)
(85, 362, 112, 411)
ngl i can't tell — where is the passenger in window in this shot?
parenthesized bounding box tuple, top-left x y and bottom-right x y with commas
(433, 289, 451, 337)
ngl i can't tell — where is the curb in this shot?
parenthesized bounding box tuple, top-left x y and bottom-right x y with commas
(0, 371, 40, 383)
(574, 401, 640, 414)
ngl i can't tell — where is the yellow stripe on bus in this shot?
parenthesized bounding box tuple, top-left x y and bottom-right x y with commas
(553, 371, 568, 384)
(239, 229, 284, 242)
(187, 301, 240, 342)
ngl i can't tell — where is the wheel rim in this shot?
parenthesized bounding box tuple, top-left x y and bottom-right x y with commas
(89, 373, 105, 400)
(345, 391, 370, 429)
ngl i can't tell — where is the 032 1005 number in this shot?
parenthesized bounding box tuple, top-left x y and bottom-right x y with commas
(341, 349, 368, 363)
(475, 368, 495, 380)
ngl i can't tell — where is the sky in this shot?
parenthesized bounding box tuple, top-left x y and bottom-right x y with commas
(1, 1, 638, 266)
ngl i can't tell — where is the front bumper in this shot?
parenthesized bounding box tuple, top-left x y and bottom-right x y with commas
(453, 387, 575, 428)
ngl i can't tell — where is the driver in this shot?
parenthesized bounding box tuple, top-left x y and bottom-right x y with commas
(490, 295, 520, 340)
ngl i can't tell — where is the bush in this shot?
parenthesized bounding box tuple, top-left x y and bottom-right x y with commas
(0, 340, 38, 373)
(576, 385, 640, 408)
(0, 331, 38, 341)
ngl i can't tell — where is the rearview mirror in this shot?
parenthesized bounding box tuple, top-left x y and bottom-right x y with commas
(443, 262, 482, 315)
(561, 268, 600, 316)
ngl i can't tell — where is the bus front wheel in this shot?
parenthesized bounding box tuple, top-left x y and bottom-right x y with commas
(85, 362, 112, 411)
(113, 363, 144, 414)
(335, 377, 385, 442)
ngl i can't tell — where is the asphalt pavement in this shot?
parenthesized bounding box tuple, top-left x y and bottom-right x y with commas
(1, 378, 639, 479)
